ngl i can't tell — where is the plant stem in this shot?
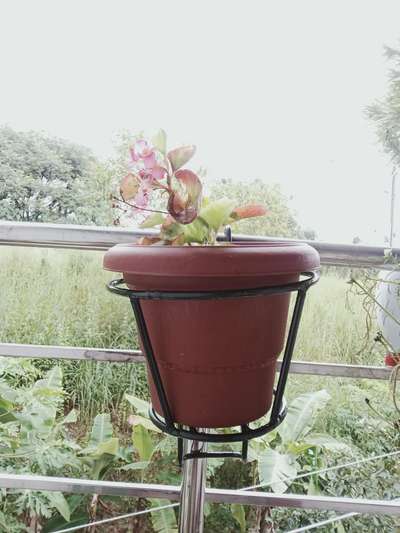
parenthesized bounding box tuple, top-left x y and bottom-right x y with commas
(350, 278, 400, 327)
(113, 196, 168, 216)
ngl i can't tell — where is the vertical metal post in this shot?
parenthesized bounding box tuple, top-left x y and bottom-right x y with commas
(390, 165, 397, 247)
(179, 436, 208, 533)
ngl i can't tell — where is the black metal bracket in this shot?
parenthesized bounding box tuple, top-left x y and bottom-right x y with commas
(107, 263, 319, 464)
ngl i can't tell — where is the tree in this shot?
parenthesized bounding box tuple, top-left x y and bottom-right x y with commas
(367, 45, 400, 165)
(303, 228, 317, 241)
(0, 126, 113, 225)
(208, 178, 302, 238)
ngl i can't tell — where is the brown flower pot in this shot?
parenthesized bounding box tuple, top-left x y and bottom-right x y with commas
(104, 242, 319, 428)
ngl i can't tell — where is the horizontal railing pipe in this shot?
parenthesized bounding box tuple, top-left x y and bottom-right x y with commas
(0, 343, 144, 363)
(1, 221, 399, 269)
(0, 343, 390, 379)
(0, 474, 398, 515)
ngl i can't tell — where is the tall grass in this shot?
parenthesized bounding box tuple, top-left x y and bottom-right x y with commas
(296, 273, 381, 366)
(0, 246, 146, 421)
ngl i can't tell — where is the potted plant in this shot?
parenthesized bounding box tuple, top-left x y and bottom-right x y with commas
(104, 131, 320, 428)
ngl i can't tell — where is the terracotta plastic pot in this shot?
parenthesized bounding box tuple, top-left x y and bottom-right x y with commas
(104, 242, 319, 428)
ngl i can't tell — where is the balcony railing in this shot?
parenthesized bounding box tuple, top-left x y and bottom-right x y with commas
(0, 220, 399, 526)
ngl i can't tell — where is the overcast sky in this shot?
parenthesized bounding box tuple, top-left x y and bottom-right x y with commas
(1, 0, 400, 245)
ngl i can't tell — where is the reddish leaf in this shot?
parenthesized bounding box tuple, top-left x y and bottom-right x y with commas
(230, 204, 268, 220)
(120, 173, 140, 201)
(175, 169, 202, 199)
(171, 234, 186, 245)
(167, 145, 196, 171)
(137, 236, 162, 245)
(167, 170, 202, 224)
(384, 354, 400, 367)
(167, 194, 196, 224)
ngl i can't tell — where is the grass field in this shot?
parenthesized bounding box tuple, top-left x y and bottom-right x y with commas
(0, 246, 398, 531)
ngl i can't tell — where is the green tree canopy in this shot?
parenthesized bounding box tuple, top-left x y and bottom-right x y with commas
(367, 44, 400, 165)
(0, 126, 113, 225)
(209, 178, 302, 238)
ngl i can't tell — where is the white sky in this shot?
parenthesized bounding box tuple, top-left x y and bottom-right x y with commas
(1, 0, 400, 245)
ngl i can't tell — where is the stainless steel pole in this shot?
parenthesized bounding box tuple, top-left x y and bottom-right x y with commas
(178, 436, 208, 533)
(390, 165, 397, 247)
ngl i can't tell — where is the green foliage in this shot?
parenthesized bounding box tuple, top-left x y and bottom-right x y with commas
(278, 390, 331, 443)
(199, 198, 235, 231)
(367, 44, 400, 165)
(125, 394, 151, 417)
(0, 361, 79, 529)
(209, 177, 302, 238)
(0, 126, 113, 225)
(257, 448, 298, 494)
(133, 424, 154, 462)
(150, 499, 178, 533)
(230, 503, 246, 532)
(0, 247, 145, 422)
(248, 390, 349, 496)
(0, 359, 127, 530)
(80, 413, 120, 480)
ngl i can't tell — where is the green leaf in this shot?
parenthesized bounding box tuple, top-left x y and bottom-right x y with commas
(0, 395, 16, 423)
(199, 198, 235, 231)
(336, 522, 347, 533)
(133, 424, 154, 461)
(152, 436, 177, 456)
(182, 218, 209, 244)
(257, 449, 298, 493)
(230, 504, 246, 533)
(160, 217, 184, 242)
(150, 499, 178, 532)
(129, 414, 162, 433)
(305, 433, 352, 453)
(139, 212, 165, 229)
(91, 456, 115, 480)
(120, 461, 150, 471)
(167, 145, 196, 171)
(43, 512, 89, 533)
(89, 414, 113, 447)
(46, 491, 71, 522)
(16, 404, 57, 434)
(35, 366, 62, 390)
(0, 381, 18, 403)
(96, 437, 119, 456)
(61, 409, 78, 425)
(307, 477, 321, 496)
(125, 394, 150, 417)
(152, 129, 167, 154)
(278, 390, 331, 444)
(285, 442, 316, 455)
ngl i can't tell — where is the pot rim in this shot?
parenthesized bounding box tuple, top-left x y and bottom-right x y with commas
(104, 240, 320, 280)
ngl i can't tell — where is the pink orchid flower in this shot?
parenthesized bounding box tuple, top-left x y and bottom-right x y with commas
(133, 188, 150, 208)
(130, 139, 156, 169)
(139, 166, 167, 184)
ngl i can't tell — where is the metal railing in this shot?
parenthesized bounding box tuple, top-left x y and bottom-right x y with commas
(1, 220, 400, 269)
(0, 220, 399, 520)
